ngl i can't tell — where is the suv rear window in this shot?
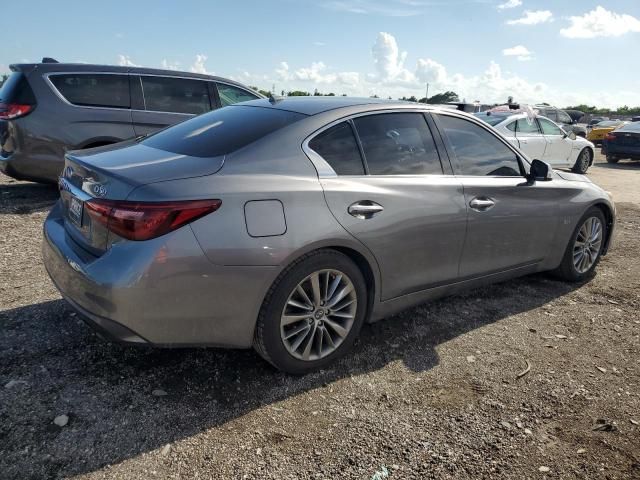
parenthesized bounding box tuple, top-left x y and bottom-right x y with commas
(49, 74, 130, 108)
(141, 76, 211, 114)
(0, 72, 36, 104)
(142, 105, 305, 157)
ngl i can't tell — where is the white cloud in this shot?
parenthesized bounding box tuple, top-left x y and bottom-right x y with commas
(370, 32, 414, 84)
(416, 58, 447, 84)
(506, 10, 553, 25)
(161, 59, 180, 71)
(497, 0, 522, 10)
(560, 6, 640, 39)
(502, 45, 533, 61)
(117, 55, 139, 67)
(190, 54, 213, 75)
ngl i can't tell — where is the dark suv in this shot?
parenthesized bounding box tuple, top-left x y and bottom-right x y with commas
(534, 105, 587, 138)
(0, 59, 263, 183)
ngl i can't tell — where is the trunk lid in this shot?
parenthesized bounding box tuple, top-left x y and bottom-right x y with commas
(59, 142, 225, 254)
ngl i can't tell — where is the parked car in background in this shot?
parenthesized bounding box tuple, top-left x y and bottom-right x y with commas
(587, 117, 610, 132)
(0, 59, 263, 183)
(565, 109, 585, 124)
(587, 120, 628, 145)
(43, 97, 615, 373)
(632, 115, 640, 122)
(474, 111, 595, 173)
(534, 105, 587, 138)
(602, 121, 640, 164)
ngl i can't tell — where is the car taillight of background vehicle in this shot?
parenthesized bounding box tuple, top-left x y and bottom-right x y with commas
(0, 103, 34, 120)
(605, 133, 616, 141)
(85, 199, 222, 241)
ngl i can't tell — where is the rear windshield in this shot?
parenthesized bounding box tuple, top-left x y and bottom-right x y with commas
(142, 105, 306, 157)
(473, 113, 509, 126)
(0, 72, 36, 104)
(618, 122, 640, 133)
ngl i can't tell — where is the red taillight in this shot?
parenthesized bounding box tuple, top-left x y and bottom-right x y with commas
(605, 133, 616, 142)
(0, 103, 33, 120)
(85, 199, 221, 241)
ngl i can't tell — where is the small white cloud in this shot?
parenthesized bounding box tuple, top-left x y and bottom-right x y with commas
(560, 6, 640, 39)
(117, 55, 139, 67)
(313, 41, 326, 46)
(507, 10, 553, 25)
(275, 61, 290, 81)
(161, 59, 180, 71)
(371, 32, 414, 84)
(498, 0, 522, 10)
(190, 54, 212, 75)
(502, 45, 534, 61)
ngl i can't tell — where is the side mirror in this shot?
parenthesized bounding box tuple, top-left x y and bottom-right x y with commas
(567, 131, 577, 140)
(526, 159, 553, 184)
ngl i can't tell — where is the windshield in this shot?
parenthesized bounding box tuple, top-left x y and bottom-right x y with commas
(142, 105, 306, 157)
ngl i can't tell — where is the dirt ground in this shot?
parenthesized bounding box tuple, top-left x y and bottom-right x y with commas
(0, 152, 639, 480)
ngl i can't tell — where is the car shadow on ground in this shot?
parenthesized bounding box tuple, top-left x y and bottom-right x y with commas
(0, 180, 59, 214)
(0, 274, 582, 478)
(593, 160, 640, 171)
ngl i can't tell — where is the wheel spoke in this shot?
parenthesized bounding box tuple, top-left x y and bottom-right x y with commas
(326, 274, 342, 301)
(290, 324, 313, 352)
(326, 284, 354, 308)
(302, 324, 318, 360)
(282, 313, 311, 326)
(295, 285, 314, 310)
(324, 318, 349, 338)
(284, 322, 311, 339)
(288, 298, 313, 311)
(332, 297, 356, 312)
(310, 272, 321, 307)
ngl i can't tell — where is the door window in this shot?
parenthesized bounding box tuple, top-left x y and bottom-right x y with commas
(50, 74, 130, 108)
(538, 118, 564, 136)
(216, 83, 260, 107)
(308, 122, 365, 175)
(437, 114, 522, 177)
(141, 76, 210, 114)
(557, 110, 572, 124)
(516, 118, 542, 134)
(353, 113, 442, 175)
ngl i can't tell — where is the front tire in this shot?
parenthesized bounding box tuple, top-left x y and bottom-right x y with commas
(553, 207, 607, 282)
(253, 250, 367, 374)
(572, 148, 592, 174)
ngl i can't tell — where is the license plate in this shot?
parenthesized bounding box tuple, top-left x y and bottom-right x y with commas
(68, 196, 84, 227)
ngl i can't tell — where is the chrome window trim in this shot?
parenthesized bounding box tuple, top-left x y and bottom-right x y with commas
(302, 107, 450, 179)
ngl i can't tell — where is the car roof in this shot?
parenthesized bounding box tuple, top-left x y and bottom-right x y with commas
(236, 96, 429, 116)
(9, 61, 254, 90)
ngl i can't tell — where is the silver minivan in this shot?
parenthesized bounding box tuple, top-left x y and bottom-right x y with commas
(0, 58, 262, 183)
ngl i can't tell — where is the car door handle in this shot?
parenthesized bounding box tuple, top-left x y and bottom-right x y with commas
(348, 201, 384, 219)
(469, 197, 495, 211)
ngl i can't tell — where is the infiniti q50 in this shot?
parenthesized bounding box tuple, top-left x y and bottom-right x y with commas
(43, 97, 615, 373)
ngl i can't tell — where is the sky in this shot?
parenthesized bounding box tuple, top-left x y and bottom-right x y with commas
(2, 0, 640, 108)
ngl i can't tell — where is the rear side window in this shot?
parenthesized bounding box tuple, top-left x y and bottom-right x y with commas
(437, 114, 521, 177)
(515, 118, 541, 134)
(216, 83, 259, 107)
(142, 105, 305, 157)
(353, 113, 442, 175)
(141, 76, 210, 114)
(309, 122, 365, 175)
(50, 74, 129, 108)
(0, 72, 36, 104)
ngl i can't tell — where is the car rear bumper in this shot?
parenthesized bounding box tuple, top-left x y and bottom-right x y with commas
(42, 202, 278, 348)
(602, 143, 640, 158)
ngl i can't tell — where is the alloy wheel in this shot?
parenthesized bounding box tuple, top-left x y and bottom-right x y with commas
(280, 269, 357, 361)
(573, 216, 603, 274)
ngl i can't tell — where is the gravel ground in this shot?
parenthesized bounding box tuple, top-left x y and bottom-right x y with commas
(1, 153, 639, 479)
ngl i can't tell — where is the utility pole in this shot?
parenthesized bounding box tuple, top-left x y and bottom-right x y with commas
(425, 83, 430, 104)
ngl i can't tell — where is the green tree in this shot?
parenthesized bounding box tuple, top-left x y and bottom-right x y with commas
(287, 90, 311, 96)
(419, 91, 459, 104)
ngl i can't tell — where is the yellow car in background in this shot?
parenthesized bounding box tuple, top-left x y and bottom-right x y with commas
(587, 120, 628, 144)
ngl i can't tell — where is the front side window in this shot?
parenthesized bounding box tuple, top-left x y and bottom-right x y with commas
(538, 118, 564, 136)
(437, 114, 521, 177)
(50, 74, 130, 108)
(353, 113, 442, 175)
(308, 122, 365, 175)
(516, 118, 542, 134)
(216, 83, 259, 107)
(543, 109, 558, 122)
(141, 76, 210, 115)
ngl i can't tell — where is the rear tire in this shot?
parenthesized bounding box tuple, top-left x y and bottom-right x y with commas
(606, 155, 619, 164)
(253, 250, 367, 374)
(572, 148, 591, 174)
(553, 207, 607, 282)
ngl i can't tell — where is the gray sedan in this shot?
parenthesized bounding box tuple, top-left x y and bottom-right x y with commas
(43, 97, 615, 373)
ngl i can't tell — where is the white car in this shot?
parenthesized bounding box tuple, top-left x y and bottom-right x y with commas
(474, 111, 596, 174)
